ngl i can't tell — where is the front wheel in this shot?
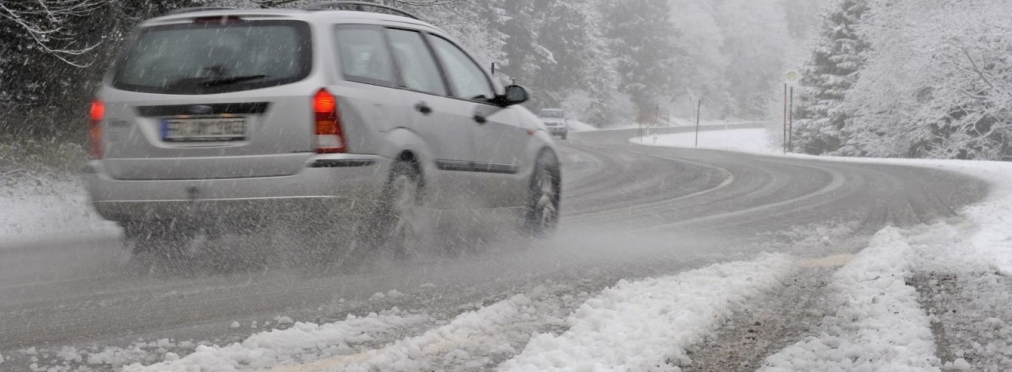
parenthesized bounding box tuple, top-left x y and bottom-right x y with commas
(523, 151, 561, 236)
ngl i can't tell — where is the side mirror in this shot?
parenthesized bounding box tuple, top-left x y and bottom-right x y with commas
(499, 85, 529, 106)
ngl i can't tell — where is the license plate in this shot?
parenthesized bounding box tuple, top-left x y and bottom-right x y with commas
(161, 117, 247, 142)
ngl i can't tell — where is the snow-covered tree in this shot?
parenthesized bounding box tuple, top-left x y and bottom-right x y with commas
(529, 1, 593, 104)
(716, 0, 792, 118)
(842, 0, 1012, 159)
(790, 0, 870, 155)
(602, 0, 681, 121)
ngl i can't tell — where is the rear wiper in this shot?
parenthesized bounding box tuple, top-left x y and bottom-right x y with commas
(200, 74, 268, 87)
(166, 75, 269, 90)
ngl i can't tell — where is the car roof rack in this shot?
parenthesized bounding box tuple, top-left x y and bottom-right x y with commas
(165, 7, 236, 15)
(303, 1, 421, 20)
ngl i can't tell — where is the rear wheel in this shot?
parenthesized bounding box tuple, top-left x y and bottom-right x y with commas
(373, 161, 424, 257)
(524, 151, 561, 236)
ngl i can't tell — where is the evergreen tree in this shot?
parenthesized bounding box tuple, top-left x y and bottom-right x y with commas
(792, 0, 869, 155)
(601, 0, 680, 122)
(529, 1, 596, 106)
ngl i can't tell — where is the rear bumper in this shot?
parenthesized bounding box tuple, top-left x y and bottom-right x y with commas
(85, 154, 392, 224)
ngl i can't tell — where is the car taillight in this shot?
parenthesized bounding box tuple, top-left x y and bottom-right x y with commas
(89, 99, 104, 159)
(313, 89, 346, 154)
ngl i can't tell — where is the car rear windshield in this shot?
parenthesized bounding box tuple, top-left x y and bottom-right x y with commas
(540, 110, 564, 118)
(113, 20, 312, 95)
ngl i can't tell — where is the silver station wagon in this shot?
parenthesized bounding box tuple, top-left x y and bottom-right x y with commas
(85, 2, 561, 259)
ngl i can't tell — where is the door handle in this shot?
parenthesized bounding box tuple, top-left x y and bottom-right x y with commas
(415, 102, 432, 115)
(474, 113, 488, 124)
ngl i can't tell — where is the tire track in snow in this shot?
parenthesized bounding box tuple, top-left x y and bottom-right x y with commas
(758, 228, 940, 372)
(640, 165, 846, 232)
(562, 141, 736, 223)
(498, 254, 797, 372)
(268, 287, 586, 372)
(116, 254, 799, 372)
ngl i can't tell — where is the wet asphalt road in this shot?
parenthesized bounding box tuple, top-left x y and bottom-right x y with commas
(0, 125, 988, 367)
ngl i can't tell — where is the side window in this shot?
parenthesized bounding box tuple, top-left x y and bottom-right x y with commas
(333, 26, 395, 86)
(429, 36, 495, 101)
(386, 29, 446, 96)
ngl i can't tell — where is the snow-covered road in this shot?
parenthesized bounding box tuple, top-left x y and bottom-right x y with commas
(1, 125, 1002, 371)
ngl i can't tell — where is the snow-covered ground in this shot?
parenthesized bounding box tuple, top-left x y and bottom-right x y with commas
(11, 127, 1012, 371)
(634, 127, 1012, 276)
(500, 254, 795, 371)
(603, 118, 764, 132)
(90, 254, 795, 372)
(759, 228, 941, 371)
(565, 120, 597, 132)
(0, 177, 119, 246)
(629, 127, 1012, 371)
(630, 127, 777, 153)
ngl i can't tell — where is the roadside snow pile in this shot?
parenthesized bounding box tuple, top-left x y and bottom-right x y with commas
(123, 309, 429, 372)
(566, 120, 597, 132)
(87, 339, 190, 369)
(0, 177, 118, 244)
(951, 162, 1012, 274)
(759, 228, 940, 372)
(630, 128, 777, 154)
(498, 253, 796, 372)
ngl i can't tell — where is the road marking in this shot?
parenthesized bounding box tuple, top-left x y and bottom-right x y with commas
(563, 141, 736, 221)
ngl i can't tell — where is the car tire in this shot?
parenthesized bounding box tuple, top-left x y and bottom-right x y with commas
(373, 161, 424, 257)
(561, 133, 568, 140)
(523, 151, 561, 236)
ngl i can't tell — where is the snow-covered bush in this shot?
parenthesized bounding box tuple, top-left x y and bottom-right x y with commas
(844, 0, 1012, 159)
(793, 0, 1012, 160)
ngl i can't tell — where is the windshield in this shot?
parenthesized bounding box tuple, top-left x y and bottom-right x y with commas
(540, 109, 564, 118)
(113, 20, 312, 94)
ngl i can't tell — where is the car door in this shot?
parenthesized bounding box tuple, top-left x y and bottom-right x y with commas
(384, 28, 476, 208)
(330, 25, 407, 154)
(427, 34, 531, 208)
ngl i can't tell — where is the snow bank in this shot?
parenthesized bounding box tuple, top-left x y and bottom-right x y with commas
(498, 253, 796, 372)
(566, 120, 597, 132)
(943, 162, 1012, 274)
(630, 128, 777, 154)
(123, 309, 428, 372)
(759, 228, 940, 372)
(0, 177, 118, 245)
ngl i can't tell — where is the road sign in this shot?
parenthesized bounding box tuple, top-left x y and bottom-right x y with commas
(786, 70, 799, 85)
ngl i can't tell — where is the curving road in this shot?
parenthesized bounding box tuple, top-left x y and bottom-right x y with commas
(0, 125, 988, 370)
